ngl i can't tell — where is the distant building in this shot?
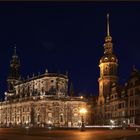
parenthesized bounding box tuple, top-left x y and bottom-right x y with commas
(0, 47, 87, 128)
(124, 67, 140, 125)
(93, 14, 140, 126)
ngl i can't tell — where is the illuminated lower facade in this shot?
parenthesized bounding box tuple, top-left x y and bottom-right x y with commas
(0, 47, 87, 128)
(0, 97, 86, 127)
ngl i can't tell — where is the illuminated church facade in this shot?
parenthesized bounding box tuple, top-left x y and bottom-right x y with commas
(0, 48, 86, 128)
(1, 13, 140, 128)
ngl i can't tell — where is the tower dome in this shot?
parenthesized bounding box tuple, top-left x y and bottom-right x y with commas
(100, 53, 118, 64)
(98, 14, 119, 105)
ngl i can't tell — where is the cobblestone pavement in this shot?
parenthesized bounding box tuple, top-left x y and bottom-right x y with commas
(0, 128, 140, 140)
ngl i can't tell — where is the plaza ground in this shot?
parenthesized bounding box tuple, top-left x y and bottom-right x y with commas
(0, 128, 140, 140)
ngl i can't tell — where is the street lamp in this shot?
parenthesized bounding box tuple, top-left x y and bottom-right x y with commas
(48, 120, 52, 130)
(122, 120, 126, 130)
(79, 108, 87, 131)
(110, 119, 115, 129)
(80, 96, 83, 99)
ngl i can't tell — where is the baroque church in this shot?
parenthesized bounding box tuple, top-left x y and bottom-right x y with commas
(0, 47, 87, 128)
(1, 13, 140, 128)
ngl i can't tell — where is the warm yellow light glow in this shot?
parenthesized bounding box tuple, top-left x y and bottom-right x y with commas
(40, 96, 43, 99)
(80, 96, 83, 99)
(78, 120, 81, 123)
(79, 108, 87, 114)
(110, 120, 114, 124)
(48, 120, 52, 124)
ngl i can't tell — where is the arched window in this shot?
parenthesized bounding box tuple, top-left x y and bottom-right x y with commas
(60, 114, 63, 122)
(38, 115, 40, 122)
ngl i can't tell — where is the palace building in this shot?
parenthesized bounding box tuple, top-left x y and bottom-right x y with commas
(93, 14, 140, 126)
(0, 48, 87, 128)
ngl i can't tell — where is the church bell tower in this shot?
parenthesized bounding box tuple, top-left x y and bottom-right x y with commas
(98, 14, 119, 105)
(6, 46, 21, 100)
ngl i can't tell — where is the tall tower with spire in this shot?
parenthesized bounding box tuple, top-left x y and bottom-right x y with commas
(6, 46, 21, 99)
(98, 14, 119, 105)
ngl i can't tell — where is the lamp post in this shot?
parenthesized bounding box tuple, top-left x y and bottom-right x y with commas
(122, 120, 126, 130)
(48, 120, 52, 130)
(79, 108, 87, 131)
(110, 119, 115, 129)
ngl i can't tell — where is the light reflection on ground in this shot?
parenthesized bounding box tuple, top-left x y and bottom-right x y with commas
(0, 128, 140, 140)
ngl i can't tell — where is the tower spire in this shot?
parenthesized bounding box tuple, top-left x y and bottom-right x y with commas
(14, 44, 16, 55)
(132, 65, 138, 72)
(105, 13, 112, 43)
(12, 44, 18, 59)
(98, 14, 118, 105)
(7, 45, 21, 100)
(9, 45, 20, 79)
(107, 13, 110, 37)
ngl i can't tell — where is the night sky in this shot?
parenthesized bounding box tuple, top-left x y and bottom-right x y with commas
(0, 2, 140, 98)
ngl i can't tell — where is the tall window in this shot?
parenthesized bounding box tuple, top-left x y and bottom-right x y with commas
(23, 116, 25, 122)
(37, 115, 40, 122)
(130, 89, 133, 96)
(60, 114, 63, 122)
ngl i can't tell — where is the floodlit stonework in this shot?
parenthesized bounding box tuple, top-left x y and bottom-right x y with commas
(93, 14, 140, 126)
(0, 47, 87, 128)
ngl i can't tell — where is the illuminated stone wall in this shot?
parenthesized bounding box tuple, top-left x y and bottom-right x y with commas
(0, 98, 86, 127)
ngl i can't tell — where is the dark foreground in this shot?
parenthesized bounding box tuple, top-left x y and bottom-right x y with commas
(0, 128, 140, 140)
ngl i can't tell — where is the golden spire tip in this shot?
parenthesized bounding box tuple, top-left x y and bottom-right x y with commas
(107, 13, 110, 36)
